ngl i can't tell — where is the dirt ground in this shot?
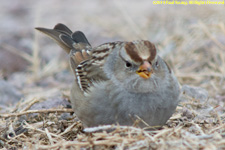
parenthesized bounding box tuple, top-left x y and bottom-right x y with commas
(0, 0, 225, 149)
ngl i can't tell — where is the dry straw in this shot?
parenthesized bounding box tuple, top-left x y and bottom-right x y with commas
(0, 3, 225, 150)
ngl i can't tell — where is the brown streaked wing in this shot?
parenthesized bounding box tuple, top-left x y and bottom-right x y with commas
(73, 42, 121, 93)
(69, 49, 92, 76)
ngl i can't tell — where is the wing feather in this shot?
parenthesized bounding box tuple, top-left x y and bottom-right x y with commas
(36, 23, 121, 94)
(73, 42, 122, 93)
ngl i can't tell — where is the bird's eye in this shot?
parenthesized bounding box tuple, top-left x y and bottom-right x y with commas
(155, 61, 159, 67)
(125, 61, 132, 68)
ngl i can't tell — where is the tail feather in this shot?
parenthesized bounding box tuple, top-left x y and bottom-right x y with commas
(59, 34, 75, 50)
(72, 31, 91, 46)
(36, 23, 91, 53)
(54, 24, 91, 46)
(54, 23, 72, 35)
(35, 27, 72, 53)
(36, 23, 92, 72)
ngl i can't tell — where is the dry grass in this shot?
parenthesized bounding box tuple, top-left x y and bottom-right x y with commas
(0, 1, 225, 149)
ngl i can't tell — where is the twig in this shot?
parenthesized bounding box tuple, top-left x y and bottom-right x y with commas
(209, 124, 225, 134)
(38, 140, 119, 149)
(199, 21, 225, 50)
(1, 43, 32, 62)
(176, 72, 223, 78)
(23, 121, 61, 139)
(153, 128, 173, 139)
(21, 98, 40, 112)
(0, 108, 73, 118)
(59, 122, 78, 136)
(84, 125, 155, 141)
(45, 128, 54, 145)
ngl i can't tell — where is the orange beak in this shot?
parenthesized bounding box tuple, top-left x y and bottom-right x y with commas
(136, 61, 153, 79)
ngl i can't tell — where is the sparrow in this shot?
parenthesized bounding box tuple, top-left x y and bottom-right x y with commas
(36, 23, 180, 128)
